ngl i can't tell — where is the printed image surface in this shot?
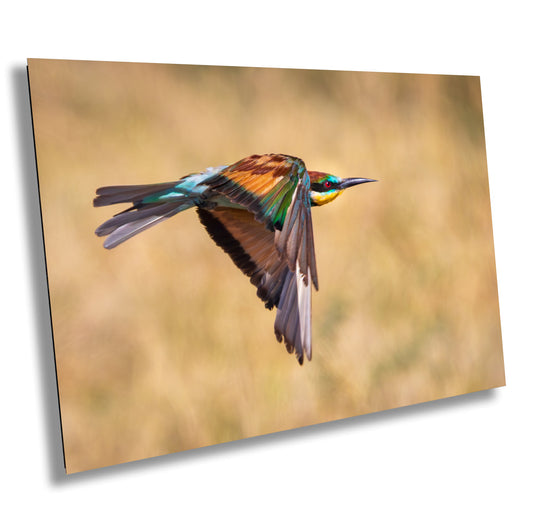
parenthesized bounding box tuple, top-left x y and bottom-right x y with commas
(28, 59, 505, 473)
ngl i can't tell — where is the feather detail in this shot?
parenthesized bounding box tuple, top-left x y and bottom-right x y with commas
(197, 207, 290, 310)
(201, 153, 304, 230)
(204, 154, 319, 291)
(96, 200, 194, 248)
(275, 182, 319, 290)
(273, 260, 312, 364)
(93, 181, 180, 207)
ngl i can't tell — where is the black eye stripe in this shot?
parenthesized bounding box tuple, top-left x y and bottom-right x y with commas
(311, 181, 335, 193)
(311, 183, 326, 192)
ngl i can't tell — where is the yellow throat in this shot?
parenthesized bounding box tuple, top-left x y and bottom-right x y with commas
(310, 189, 344, 206)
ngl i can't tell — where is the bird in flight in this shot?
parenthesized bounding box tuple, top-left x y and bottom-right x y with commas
(94, 153, 375, 364)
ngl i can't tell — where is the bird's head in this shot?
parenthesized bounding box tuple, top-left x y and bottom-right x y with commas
(309, 171, 376, 206)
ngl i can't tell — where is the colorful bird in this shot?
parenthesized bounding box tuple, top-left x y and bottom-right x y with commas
(94, 154, 375, 364)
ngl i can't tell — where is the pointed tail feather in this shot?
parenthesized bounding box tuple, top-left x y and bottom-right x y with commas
(94, 181, 181, 207)
(95, 200, 194, 248)
(94, 181, 197, 249)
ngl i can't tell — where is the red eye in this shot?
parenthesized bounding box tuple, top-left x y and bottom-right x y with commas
(324, 180, 332, 189)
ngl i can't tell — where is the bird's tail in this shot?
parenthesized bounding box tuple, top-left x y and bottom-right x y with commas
(94, 180, 197, 249)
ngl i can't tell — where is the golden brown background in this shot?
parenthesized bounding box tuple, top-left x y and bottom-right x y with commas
(28, 59, 505, 474)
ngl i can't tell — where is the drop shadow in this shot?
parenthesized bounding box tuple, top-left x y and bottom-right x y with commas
(12, 64, 66, 481)
(64, 387, 498, 482)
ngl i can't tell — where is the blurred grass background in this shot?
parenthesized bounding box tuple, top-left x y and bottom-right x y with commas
(28, 59, 504, 474)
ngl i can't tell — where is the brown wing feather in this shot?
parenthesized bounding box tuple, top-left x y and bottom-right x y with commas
(197, 207, 289, 310)
(201, 154, 303, 231)
(197, 206, 311, 363)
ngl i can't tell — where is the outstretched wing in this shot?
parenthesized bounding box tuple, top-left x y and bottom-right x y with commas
(202, 154, 318, 290)
(197, 207, 312, 364)
(198, 153, 319, 363)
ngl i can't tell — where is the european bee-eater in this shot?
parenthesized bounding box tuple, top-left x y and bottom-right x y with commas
(94, 153, 375, 364)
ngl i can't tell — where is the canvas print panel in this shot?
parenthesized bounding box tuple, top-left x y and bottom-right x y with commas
(28, 59, 505, 473)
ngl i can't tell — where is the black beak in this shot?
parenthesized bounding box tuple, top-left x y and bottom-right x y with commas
(339, 177, 377, 190)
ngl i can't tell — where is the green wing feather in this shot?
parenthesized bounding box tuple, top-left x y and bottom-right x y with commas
(202, 153, 318, 290)
(202, 154, 303, 230)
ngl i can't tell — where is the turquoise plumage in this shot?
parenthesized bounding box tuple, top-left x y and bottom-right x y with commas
(94, 153, 375, 364)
